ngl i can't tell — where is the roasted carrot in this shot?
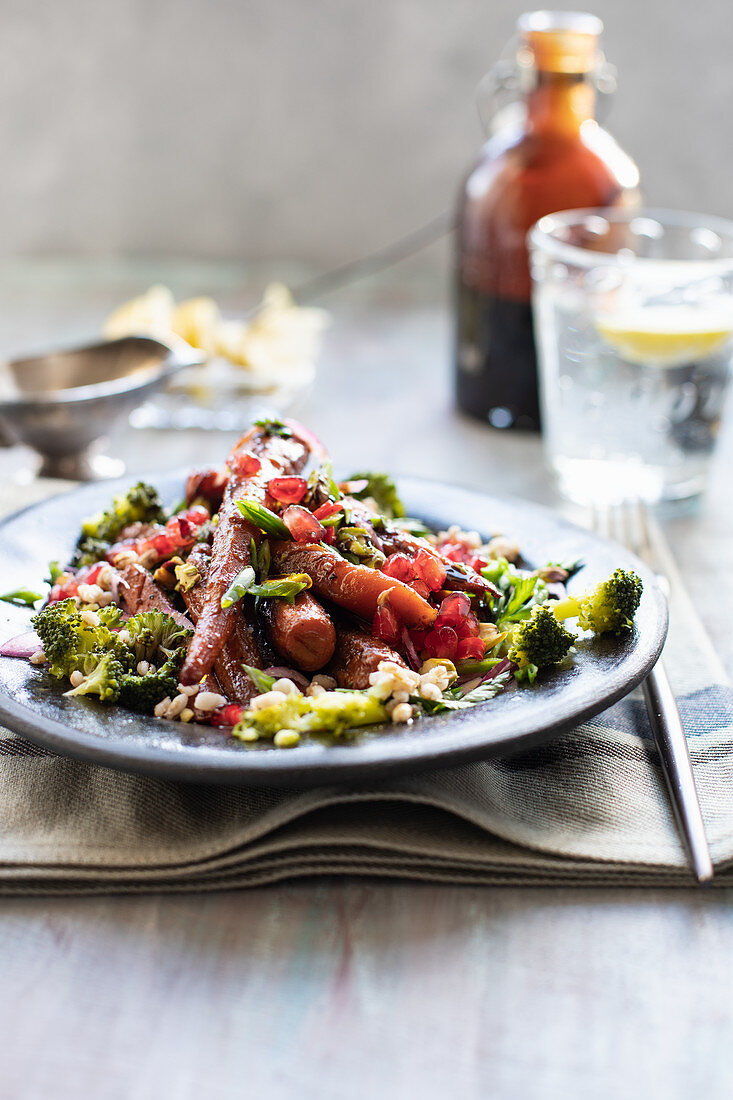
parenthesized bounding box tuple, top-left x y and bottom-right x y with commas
(181, 544, 270, 705)
(179, 424, 309, 685)
(262, 591, 336, 672)
(271, 542, 437, 628)
(339, 500, 499, 599)
(328, 627, 406, 689)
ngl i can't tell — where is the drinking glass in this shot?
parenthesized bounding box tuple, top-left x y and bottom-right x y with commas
(529, 208, 733, 504)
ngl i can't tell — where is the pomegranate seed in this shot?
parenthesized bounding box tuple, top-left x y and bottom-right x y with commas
(185, 504, 210, 525)
(437, 592, 472, 627)
(85, 563, 104, 585)
(414, 549, 447, 592)
(456, 637, 486, 661)
(455, 612, 480, 640)
(151, 532, 176, 555)
(382, 553, 416, 584)
(177, 516, 192, 539)
(50, 578, 79, 602)
(373, 604, 401, 646)
(282, 505, 325, 543)
(231, 450, 262, 477)
(212, 704, 244, 727)
(438, 542, 465, 563)
(409, 628, 428, 652)
(268, 476, 308, 505)
(313, 501, 343, 521)
(424, 625, 458, 660)
(469, 556, 488, 573)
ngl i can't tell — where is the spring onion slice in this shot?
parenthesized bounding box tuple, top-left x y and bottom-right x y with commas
(220, 566, 256, 609)
(0, 588, 44, 608)
(242, 665, 276, 693)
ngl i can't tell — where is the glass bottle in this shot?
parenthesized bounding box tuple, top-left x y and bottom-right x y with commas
(454, 11, 640, 430)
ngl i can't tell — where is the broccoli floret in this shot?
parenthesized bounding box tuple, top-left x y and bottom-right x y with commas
(81, 481, 166, 542)
(32, 599, 83, 673)
(72, 537, 110, 569)
(553, 568, 643, 636)
(64, 652, 125, 702)
(507, 604, 576, 684)
(31, 598, 182, 711)
(125, 610, 192, 666)
(347, 472, 406, 519)
(73, 481, 166, 566)
(117, 660, 180, 714)
(32, 599, 126, 678)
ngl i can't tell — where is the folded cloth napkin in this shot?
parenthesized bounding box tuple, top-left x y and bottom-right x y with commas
(1, 480, 731, 893)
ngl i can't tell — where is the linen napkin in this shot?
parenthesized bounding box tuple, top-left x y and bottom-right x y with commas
(1, 480, 731, 893)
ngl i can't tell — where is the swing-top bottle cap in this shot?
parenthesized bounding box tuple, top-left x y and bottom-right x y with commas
(517, 11, 603, 74)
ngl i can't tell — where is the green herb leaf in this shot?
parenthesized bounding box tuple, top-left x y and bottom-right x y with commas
(393, 516, 433, 538)
(0, 588, 44, 608)
(253, 417, 293, 438)
(242, 665, 276, 693)
(237, 500, 290, 539)
(497, 575, 539, 625)
(346, 471, 405, 518)
(415, 672, 510, 714)
(220, 566, 256, 609)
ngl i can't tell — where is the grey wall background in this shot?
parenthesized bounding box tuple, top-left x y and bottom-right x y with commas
(1, 0, 730, 264)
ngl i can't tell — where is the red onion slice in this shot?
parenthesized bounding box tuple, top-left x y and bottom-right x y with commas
(401, 627, 421, 671)
(0, 631, 42, 659)
(264, 666, 311, 692)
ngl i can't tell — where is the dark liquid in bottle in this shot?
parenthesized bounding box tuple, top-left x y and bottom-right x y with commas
(454, 284, 539, 431)
(453, 22, 640, 433)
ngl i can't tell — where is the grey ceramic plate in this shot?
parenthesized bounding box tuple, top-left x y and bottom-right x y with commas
(0, 475, 668, 786)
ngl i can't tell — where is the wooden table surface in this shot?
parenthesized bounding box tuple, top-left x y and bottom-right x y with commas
(1, 260, 731, 1100)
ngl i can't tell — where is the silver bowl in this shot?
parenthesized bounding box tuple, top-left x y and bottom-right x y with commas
(0, 335, 204, 479)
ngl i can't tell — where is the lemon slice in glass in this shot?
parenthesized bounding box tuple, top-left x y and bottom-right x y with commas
(596, 306, 733, 368)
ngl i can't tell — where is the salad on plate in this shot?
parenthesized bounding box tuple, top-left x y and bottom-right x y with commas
(1, 418, 642, 750)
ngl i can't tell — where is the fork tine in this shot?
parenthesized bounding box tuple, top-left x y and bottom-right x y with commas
(586, 496, 714, 882)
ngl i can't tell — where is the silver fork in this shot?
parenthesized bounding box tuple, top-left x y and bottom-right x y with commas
(591, 499, 714, 884)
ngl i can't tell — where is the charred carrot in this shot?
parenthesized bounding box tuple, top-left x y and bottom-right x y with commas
(262, 591, 336, 672)
(327, 626, 406, 689)
(271, 541, 437, 629)
(179, 425, 309, 684)
(181, 544, 270, 704)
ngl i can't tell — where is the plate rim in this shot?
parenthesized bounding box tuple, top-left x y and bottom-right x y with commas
(0, 473, 669, 786)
